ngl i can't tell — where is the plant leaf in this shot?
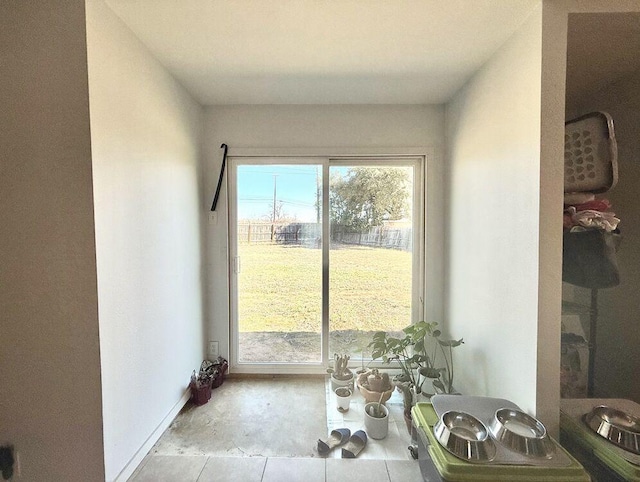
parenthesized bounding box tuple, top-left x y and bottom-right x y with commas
(419, 367, 441, 378)
(432, 379, 445, 392)
(438, 338, 464, 347)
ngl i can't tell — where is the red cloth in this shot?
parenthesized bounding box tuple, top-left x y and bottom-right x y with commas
(569, 199, 611, 212)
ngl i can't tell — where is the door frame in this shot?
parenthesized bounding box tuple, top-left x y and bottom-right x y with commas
(226, 148, 428, 374)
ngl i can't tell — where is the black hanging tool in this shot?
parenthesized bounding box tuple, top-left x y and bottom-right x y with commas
(211, 143, 228, 211)
(0, 445, 14, 481)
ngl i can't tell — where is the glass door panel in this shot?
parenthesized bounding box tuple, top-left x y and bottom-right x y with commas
(235, 164, 322, 363)
(329, 165, 415, 358)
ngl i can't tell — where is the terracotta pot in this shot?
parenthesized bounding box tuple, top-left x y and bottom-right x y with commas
(403, 408, 413, 435)
(357, 382, 393, 403)
(211, 361, 228, 389)
(190, 381, 212, 406)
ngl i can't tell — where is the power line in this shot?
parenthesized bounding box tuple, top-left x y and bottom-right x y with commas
(238, 168, 317, 176)
(238, 197, 315, 207)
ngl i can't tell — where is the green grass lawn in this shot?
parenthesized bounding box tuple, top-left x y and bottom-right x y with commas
(237, 243, 412, 334)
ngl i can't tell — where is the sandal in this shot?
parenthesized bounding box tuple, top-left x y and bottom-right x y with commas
(317, 428, 351, 456)
(341, 430, 367, 458)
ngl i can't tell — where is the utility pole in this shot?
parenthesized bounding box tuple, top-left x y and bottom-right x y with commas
(271, 174, 278, 241)
(316, 166, 321, 224)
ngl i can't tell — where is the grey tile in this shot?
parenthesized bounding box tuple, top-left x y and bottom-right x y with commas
(130, 455, 208, 482)
(261, 457, 325, 482)
(386, 460, 423, 482)
(326, 459, 390, 482)
(197, 456, 266, 482)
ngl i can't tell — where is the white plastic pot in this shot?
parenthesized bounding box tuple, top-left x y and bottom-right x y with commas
(330, 373, 354, 392)
(364, 402, 389, 439)
(335, 387, 352, 412)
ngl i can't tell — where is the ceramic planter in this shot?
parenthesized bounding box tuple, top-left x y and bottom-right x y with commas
(364, 402, 389, 439)
(330, 373, 354, 392)
(335, 387, 352, 412)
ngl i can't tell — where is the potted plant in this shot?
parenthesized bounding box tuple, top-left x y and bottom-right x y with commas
(327, 353, 354, 391)
(364, 393, 389, 439)
(368, 321, 463, 432)
(356, 368, 394, 403)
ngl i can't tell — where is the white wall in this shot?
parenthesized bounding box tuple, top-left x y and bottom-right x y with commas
(445, 6, 548, 419)
(86, 1, 205, 479)
(202, 105, 445, 364)
(0, 2, 105, 480)
(568, 72, 640, 403)
(536, 0, 568, 435)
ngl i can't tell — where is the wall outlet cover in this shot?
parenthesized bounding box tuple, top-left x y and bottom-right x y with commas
(208, 341, 219, 358)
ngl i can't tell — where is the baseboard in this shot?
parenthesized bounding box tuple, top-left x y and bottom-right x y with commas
(114, 389, 191, 482)
(227, 372, 325, 379)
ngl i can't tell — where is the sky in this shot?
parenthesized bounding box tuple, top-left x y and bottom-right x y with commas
(236, 165, 322, 222)
(236, 164, 412, 223)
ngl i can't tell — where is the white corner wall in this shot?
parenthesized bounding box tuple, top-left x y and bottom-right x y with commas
(445, 6, 548, 419)
(202, 105, 445, 363)
(86, 1, 205, 479)
(0, 2, 105, 480)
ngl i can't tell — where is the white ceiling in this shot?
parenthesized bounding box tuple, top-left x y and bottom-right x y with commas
(106, 0, 539, 105)
(566, 12, 640, 111)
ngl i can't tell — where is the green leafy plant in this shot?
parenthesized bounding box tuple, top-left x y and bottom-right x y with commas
(368, 321, 463, 397)
(432, 335, 465, 394)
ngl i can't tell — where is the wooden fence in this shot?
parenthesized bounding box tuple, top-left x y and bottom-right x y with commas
(237, 222, 321, 245)
(238, 222, 411, 250)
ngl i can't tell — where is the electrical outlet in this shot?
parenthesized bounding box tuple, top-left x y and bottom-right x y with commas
(208, 341, 219, 358)
(209, 212, 217, 224)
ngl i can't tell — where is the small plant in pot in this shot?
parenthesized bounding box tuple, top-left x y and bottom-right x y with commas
(364, 392, 389, 439)
(334, 386, 352, 413)
(327, 353, 354, 391)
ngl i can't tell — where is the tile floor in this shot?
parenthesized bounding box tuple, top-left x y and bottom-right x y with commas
(130, 455, 422, 481)
(129, 377, 423, 481)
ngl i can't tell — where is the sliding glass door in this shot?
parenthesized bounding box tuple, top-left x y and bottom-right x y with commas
(232, 162, 323, 363)
(229, 157, 422, 369)
(328, 164, 416, 358)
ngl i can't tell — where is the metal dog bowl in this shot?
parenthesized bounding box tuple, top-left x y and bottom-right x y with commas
(489, 408, 555, 458)
(434, 410, 496, 462)
(584, 405, 640, 455)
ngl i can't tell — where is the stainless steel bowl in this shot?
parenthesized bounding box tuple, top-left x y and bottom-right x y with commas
(489, 408, 555, 458)
(584, 405, 640, 455)
(433, 410, 496, 462)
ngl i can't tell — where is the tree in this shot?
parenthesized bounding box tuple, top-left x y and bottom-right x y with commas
(330, 167, 410, 231)
(263, 201, 286, 223)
